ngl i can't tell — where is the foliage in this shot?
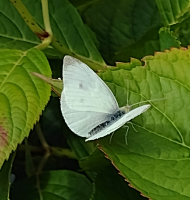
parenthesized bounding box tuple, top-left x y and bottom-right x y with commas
(0, 0, 190, 199)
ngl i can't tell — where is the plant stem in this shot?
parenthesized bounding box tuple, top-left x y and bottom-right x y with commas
(35, 123, 50, 175)
(9, 0, 44, 35)
(35, 0, 53, 50)
(42, 0, 52, 37)
(35, 123, 50, 200)
(18, 145, 77, 159)
(35, 123, 49, 151)
(50, 146, 77, 159)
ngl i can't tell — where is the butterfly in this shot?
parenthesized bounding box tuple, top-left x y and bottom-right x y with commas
(60, 56, 151, 142)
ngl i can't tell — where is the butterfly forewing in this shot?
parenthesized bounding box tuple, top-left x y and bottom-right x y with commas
(62, 56, 119, 114)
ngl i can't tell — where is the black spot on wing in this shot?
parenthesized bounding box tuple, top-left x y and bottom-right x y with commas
(79, 83, 83, 89)
(79, 98, 84, 103)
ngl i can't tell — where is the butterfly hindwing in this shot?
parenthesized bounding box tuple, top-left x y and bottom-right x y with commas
(85, 105, 151, 141)
(61, 92, 111, 137)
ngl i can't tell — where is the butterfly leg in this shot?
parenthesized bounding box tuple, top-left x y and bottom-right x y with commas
(124, 126, 129, 145)
(123, 122, 137, 145)
(123, 125, 130, 145)
(127, 122, 138, 132)
(109, 131, 115, 145)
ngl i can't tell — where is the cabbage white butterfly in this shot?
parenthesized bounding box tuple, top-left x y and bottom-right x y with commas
(61, 56, 151, 141)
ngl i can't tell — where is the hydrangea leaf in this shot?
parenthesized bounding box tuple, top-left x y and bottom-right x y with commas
(11, 170, 92, 200)
(159, 27, 181, 51)
(31, 72, 63, 96)
(177, 20, 190, 46)
(0, 0, 60, 58)
(91, 167, 147, 200)
(0, 48, 51, 169)
(84, 0, 161, 64)
(98, 48, 190, 200)
(9, 0, 105, 68)
(155, 0, 190, 25)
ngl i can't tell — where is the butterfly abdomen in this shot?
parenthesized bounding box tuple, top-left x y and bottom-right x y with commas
(87, 110, 125, 137)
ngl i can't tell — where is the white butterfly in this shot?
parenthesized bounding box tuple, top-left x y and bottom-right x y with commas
(60, 56, 151, 142)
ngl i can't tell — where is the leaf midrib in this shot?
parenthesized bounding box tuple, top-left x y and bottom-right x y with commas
(0, 51, 27, 91)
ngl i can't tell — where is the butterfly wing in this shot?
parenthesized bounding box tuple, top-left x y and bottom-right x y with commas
(85, 104, 151, 141)
(61, 56, 120, 137)
(61, 93, 111, 137)
(62, 56, 119, 114)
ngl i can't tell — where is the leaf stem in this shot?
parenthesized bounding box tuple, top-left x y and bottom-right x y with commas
(18, 145, 77, 159)
(50, 146, 77, 159)
(42, 0, 52, 37)
(35, 123, 49, 152)
(9, 0, 45, 35)
(35, 123, 50, 200)
(35, 123, 50, 175)
(35, 0, 53, 50)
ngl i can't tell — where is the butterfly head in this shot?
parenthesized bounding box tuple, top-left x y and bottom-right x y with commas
(120, 104, 131, 113)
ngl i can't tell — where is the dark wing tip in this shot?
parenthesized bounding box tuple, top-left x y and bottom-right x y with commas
(64, 55, 82, 69)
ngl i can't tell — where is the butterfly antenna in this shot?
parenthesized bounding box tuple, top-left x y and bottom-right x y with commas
(130, 97, 166, 108)
(109, 131, 115, 145)
(126, 74, 129, 106)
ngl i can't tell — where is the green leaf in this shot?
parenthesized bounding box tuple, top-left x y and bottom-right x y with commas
(21, 0, 105, 68)
(69, 0, 101, 9)
(0, 48, 51, 169)
(84, 0, 161, 64)
(92, 167, 147, 200)
(79, 148, 111, 171)
(31, 72, 63, 96)
(155, 0, 190, 26)
(69, 0, 102, 15)
(0, 153, 15, 200)
(177, 20, 190, 46)
(11, 170, 92, 200)
(65, 130, 97, 180)
(114, 29, 160, 64)
(1, 0, 104, 65)
(159, 27, 180, 51)
(0, 0, 61, 58)
(66, 132, 96, 160)
(97, 48, 190, 200)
